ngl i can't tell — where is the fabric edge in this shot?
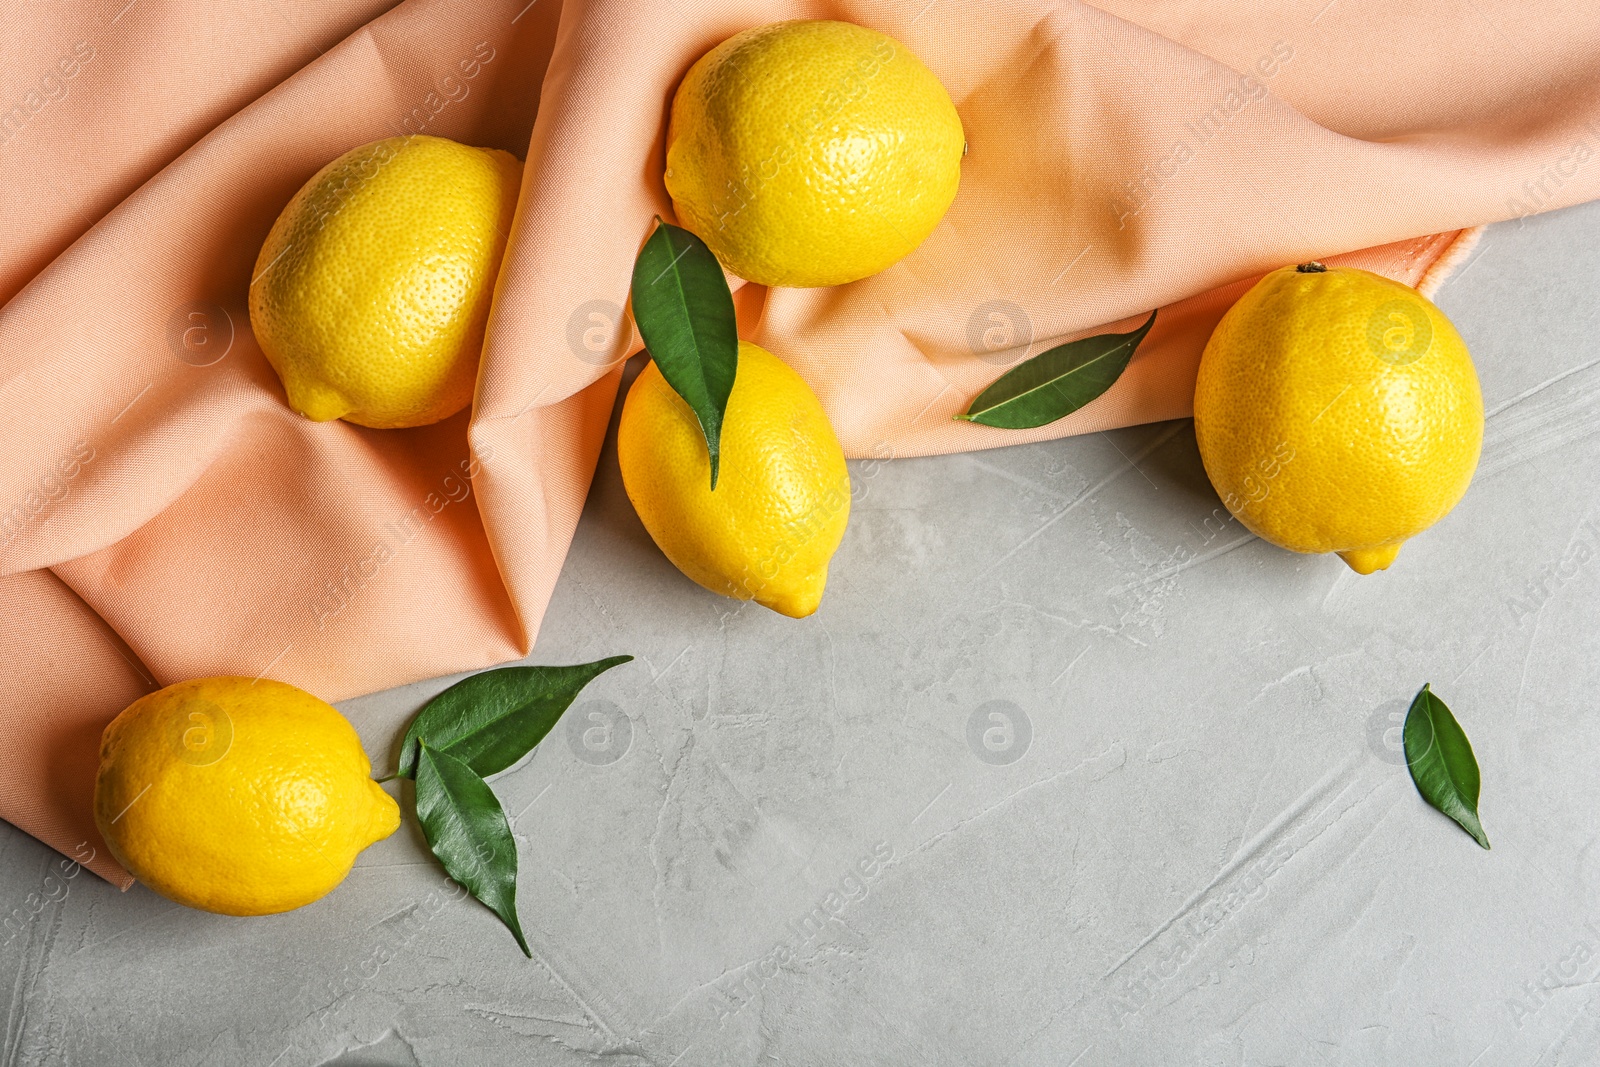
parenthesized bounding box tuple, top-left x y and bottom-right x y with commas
(1417, 226, 1487, 299)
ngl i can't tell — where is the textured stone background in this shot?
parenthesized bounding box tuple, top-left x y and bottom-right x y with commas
(4, 199, 1599, 1066)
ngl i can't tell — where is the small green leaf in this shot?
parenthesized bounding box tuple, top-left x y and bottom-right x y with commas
(958, 310, 1157, 429)
(630, 218, 739, 488)
(414, 744, 531, 956)
(397, 657, 632, 779)
(1403, 683, 1490, 849)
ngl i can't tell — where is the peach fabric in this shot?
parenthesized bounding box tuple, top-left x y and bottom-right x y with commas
(2, 0, 1597, 886)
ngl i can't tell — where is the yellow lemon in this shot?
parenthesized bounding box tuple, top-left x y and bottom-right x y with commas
(1193, 264, 1484, 574)
(94, 677, 399, 916)
(665, 19, 965, 288)
(618, 341, 851, 617)
(249, 135, 522, 428)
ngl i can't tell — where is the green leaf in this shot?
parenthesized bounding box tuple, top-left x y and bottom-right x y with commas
(630, 218, 739, 488)
(1403, 683, 1490, 849)
(397, 657, 632, 780)
(414, 744, 531, 956)
(957, 310, 1157, 429)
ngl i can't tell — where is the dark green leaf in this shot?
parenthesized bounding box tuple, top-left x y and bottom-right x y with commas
(957, 310, 1157, 429)
(1403, 683, 1489, 849)
(414, 744, 531, 956)
(398, 657, 632, 780)
(630, 218, 739, 488)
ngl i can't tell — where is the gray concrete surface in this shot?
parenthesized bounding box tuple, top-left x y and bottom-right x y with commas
(4, 200, 1600, 1066)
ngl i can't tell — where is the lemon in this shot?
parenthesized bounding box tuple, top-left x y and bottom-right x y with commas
(249, 135, 522, 429)
(618, 341, 851, 617)
(93, 677, 399, 916)
(1193, 264, 1484, 574)
(665, 19, 965, 288)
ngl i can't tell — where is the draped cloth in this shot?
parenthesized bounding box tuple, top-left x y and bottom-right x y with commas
(2, 0, 1596, 884)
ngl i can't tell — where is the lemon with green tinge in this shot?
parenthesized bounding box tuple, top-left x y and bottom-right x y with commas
(1193, 264, 1484, 574)
(249, 135, 522, 428)
(94, 677, 399, 916)
(618, 341, 851, 617)
(665, 19, 965, 288)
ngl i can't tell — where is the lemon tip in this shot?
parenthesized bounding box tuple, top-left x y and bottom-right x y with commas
(755, 568, 828, 618)
(1337, 543, 1402, 575)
